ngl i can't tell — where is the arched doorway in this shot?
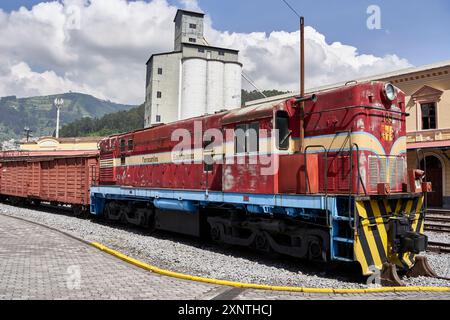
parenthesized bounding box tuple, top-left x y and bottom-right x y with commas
(420, 155, 443, 208)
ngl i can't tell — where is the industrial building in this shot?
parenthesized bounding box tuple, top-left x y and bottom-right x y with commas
(144, 9, 242, 127)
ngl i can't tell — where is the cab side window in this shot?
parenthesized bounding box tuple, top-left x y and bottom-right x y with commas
(234, 122, 260, 154)
(234, 124, 246, 154)
(247, 122, 259, 153)
(276, 111, 290, 150)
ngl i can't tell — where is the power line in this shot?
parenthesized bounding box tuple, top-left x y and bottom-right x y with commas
(280, 0, 301, 18)
(241, 72, 267, 98)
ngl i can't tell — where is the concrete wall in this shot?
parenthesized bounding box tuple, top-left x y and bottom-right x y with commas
(174, 14, 204, 51)
(182, 45, 239, 62)
(144, 52, 182, 127)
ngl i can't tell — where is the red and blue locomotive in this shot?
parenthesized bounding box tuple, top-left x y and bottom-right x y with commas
(91, 81, 429, 277)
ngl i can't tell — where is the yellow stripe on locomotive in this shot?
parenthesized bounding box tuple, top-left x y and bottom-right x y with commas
(353, 196, 426, 275)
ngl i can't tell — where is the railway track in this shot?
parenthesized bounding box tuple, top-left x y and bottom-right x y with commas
(425, 210, 450, 233)
(427, 241, 450, 254)
(426, 216, 450, 223)
(426, 209, 450, 216)
(424, 223, 450, 233)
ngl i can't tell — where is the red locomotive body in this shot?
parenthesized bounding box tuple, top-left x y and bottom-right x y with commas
(0, 151, 99, 214)
(99, 81, 407, 197)
(92, 81, 427, 276)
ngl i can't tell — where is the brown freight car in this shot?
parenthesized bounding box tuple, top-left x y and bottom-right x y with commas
(0, 150, 99, 215)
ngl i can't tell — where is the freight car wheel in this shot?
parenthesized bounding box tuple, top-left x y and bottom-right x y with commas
(10, 197, 24, 206)
(72, 205, 87, 218)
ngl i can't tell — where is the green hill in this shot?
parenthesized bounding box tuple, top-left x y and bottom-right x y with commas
(58, 89, 289, 138)
(0, 92, 136, 141)
(60, 104, 145, 137)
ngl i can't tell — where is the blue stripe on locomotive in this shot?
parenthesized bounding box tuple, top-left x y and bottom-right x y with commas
(90, 186, 355, 262)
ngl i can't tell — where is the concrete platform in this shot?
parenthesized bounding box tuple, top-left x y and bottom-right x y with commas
(0, 214, 449, 300)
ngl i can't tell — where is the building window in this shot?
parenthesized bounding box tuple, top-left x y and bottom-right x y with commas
(157, 91, 162, 98)
(189, 38, 196, 43)
(157, 67, 163, 75)
(218, 51, 225, 56)
(156, 115, 161, 122)
(189, 23, 197, 29)
(198, 48, 205, 53)
(421, 102, 436, 130)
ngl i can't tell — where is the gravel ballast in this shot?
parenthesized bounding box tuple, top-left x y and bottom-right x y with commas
(1, 203, 449, 289)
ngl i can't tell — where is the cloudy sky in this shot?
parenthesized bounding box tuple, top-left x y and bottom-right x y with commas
(0, 0, 448, 104)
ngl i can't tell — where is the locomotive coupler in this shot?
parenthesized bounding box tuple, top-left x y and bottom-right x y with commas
(390, 217, 428, 254)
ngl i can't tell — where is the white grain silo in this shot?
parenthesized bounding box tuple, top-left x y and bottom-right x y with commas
(180, 57, 207, 120)
(224, 62, 242, 109)
(206, 60, 224, 114)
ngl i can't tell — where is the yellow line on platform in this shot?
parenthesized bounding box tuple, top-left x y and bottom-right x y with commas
(90, 242, 450, 294)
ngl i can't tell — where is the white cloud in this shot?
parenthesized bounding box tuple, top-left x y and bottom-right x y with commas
(0, 0, 411, 104)
(179, 0, 202, 12)
(205, 26, 411, 91)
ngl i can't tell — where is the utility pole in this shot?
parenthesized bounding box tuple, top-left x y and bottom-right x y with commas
(54, 98, 64, 138)
(299, 16, 305, 152)
(281, 0, 306, 151)
(23, 127, 33, 142)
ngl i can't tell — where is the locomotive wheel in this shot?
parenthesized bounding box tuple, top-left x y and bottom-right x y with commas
(104, 202, 117, 221)
(210, 225, 222, 242)
(308, 238, 325, 261)
(255, 232, 270, 252)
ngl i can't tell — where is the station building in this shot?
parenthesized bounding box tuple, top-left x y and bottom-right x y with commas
(377, 61, 450, 208)
(144, 9, 242, 127)
(245, 60, 450, 208)
(20, 137, 102, 152)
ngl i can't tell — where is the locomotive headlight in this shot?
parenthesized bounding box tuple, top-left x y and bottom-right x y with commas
(383, 83, 397, 101)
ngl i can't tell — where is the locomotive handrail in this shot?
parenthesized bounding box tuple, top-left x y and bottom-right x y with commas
(352, 143, 367, 196)
(303, 145, 329, 226)
(325, 130, 356, 230)
(304, 105, 409, 116)
(416, 148, 428, 216)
